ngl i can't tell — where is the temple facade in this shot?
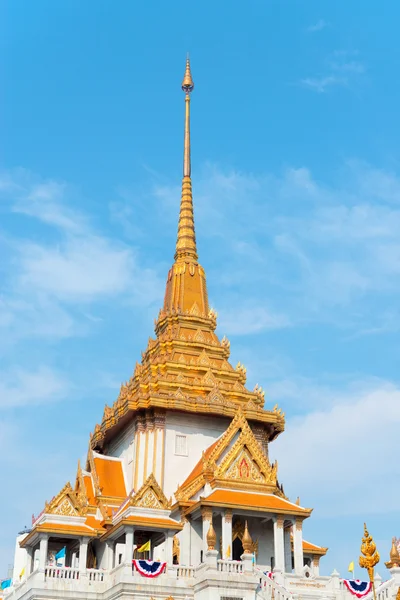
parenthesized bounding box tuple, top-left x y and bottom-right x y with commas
(4, 59, 400, 600)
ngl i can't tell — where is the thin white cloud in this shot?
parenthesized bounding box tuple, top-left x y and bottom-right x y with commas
(307, 19, 327, 33)
(18, 236, 134, 301)
(301, 50, 365, 93)
(300, 75, 345, 93)
(217, 305, 290, 336)
(272, 380, 400, 515)
(0, 169, 163, 343)
(0, 366, 69, 408)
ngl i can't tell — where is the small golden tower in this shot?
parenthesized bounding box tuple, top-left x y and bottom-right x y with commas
(242, 521, 253, 554)
(207, 521, 217, 551)
(385, 538, 400, 569)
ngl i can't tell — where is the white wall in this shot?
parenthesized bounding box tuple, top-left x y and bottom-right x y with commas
(107, 420, 136, 492)
(163, 413, 229, 498)
(13, 534, 28, 581)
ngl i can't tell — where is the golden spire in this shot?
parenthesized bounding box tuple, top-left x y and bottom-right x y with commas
(160, 57, 210, 320)
(207, 520, 217, 551)
(242, 520, 253, 554)
(175, 55, 197, 262)
(385, 537, 400, 568)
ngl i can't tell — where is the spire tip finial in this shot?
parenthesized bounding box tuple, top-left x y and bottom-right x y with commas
(182, 55, 194, 93)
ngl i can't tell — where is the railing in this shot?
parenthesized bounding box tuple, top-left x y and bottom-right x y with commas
(45, 567, 80, 580)
(167, 565, 195, 578)
(257, 571, 293, 600)
(44, 567, 107, 582)
(217, 559, 243, 574)
(359, 578, 394, 600)
(87, 569, 107, 582)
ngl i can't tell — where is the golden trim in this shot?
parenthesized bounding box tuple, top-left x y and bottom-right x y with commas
(152, 428, 158, 476)
(161, 428, 166, 488)
(134, 430, 141, 491)
(101, 517, 183, 541)
(144, 429, 149, 481)
(187, 499, 312, 518)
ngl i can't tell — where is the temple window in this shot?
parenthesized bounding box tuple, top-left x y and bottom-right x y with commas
(175, 434, 188, 456)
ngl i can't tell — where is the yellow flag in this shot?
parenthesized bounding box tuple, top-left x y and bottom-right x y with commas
(19, 567, 25, 579)
(137, 540, 151, 553)
(348, 561, 354, 573)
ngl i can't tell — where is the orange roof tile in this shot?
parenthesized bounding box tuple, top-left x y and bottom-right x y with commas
(93, 455, 126, 498)
(122, 515, 183, 529)
(302, 539, 328, 555)
(83, 475, 96, 505)
(20, 522, 98, 546)
(180, 438, 219, 489)
(85, 516, 105, 531)
(38, 523, 95, 534)
(101, 515, 183, 540)
(199, 490, 310, 514)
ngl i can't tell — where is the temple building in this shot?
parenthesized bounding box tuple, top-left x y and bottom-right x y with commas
(5, 59, 399, 600)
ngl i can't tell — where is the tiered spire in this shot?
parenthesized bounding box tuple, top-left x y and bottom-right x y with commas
(175, 56, 197, 262)
(162, 57, 209, 317)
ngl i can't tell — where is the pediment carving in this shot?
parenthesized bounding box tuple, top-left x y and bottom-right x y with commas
(197, 349, 211, 366)
(132, 474, 171, 510)
(45, 482, 87, 517)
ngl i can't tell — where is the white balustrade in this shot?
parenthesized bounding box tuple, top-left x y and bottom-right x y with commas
(167, 565, 195, 578)
(87, 569, 107, 582)
(217, 559, 243, 573)
(257, 570, 293, 600)
(45, 566, 80, 580)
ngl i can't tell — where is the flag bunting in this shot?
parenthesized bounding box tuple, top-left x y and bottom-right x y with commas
(132, 560, 166, 578)
(343, 580, 373, 598)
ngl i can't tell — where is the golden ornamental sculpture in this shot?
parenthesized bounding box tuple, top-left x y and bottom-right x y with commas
(207, 521, 217, 551)
(242, 521, 253, 554)
(359, 523, 380, 600)
(385, 537, 400, 569)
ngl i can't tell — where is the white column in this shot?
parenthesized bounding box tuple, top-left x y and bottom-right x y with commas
(26, 547, 33, 576)
(201, 507, 212, 558)
(125, 528, 134, 564)
(284, 526, 292, 572)
(79, 537, 89, 572)
(39, 535, 49, 570)
(179, 515, 191, 566)
(273, 515, 285, 571)
(293, 518, 303, 575)
(313, 555, 320, 576)
(222, 509, 233, 559)
(165, 532, 174, 565)
(107, 541, 115, 570)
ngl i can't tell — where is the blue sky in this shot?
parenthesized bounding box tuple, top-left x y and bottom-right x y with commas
(1, 0, 399, 579)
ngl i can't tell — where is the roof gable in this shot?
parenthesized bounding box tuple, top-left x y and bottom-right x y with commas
(175, 409, 278, 501)
(45, 482, 87, 517)
(131, 474, 172, 510)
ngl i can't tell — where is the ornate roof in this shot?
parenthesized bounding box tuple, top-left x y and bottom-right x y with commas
(175, 409, 281, 501)
(88, 62, 285, 452)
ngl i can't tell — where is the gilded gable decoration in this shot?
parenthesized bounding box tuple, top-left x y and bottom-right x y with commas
(190, 302, 200, 316)
(197, 349, 211, 366)
(131, 474, 172, 510)
(75, 460, 89, 509)
(44, 482, 87, 517)
(175, 410, 278, 501)
(194, 329, 206, 343)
